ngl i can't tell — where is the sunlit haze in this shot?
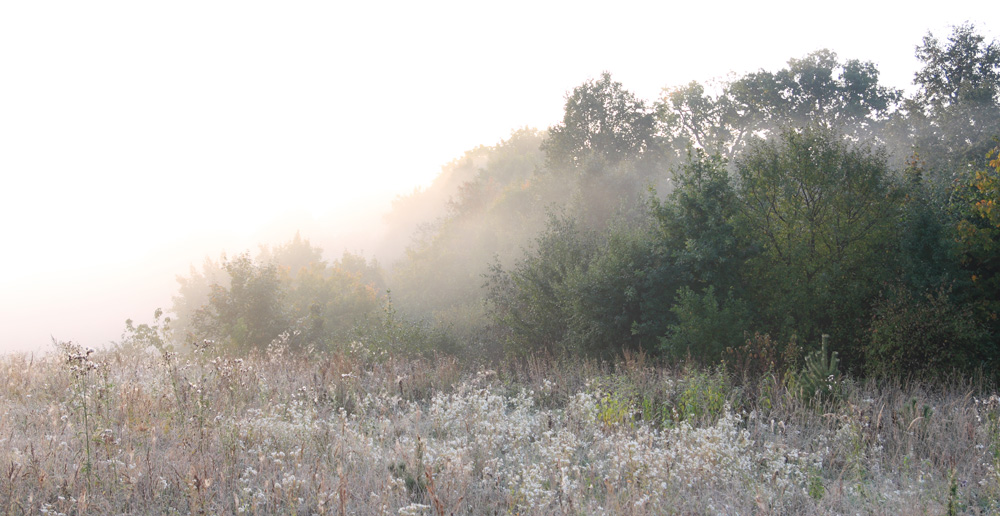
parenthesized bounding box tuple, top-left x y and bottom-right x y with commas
(0, 0, 995, 353)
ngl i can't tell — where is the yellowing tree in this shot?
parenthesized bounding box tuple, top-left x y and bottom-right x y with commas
(956, 145, 1000, 328)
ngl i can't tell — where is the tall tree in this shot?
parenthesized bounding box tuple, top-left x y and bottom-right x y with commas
(735, 128, 899, 358)
(775, 50, 900, 141)
(543, 72, 659, 173)
(640, 152, 751, 361)
(284, 252, 382, 345)
(258, 231, 324, 279)
(659, 51, 900, 160)
(484, 213, 597, 355)
(658, 74, 778, 161)
(170, 256, 227, 342)
(902, 23, 1000, 175)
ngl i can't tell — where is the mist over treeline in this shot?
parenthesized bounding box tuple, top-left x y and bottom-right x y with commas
(159, 24, 1000, 379)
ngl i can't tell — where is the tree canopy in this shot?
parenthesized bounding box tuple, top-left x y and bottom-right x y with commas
(168, 24, 1000, 379)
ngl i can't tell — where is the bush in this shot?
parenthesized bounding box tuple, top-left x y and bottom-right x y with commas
(864, 285, 990, 378)
(351, 293, 458, 359)
(661, 286, 750, 363)
(725, 332, 802, 381)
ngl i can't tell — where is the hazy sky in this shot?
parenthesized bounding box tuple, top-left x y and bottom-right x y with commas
(0, 1, 995, 353)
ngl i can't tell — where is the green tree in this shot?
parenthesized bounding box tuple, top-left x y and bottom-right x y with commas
(635, 151, 746, 347)
(388, 129, 550, 351)
(774, 50, 900, 140)
(658, 76, 776, 161)
(170, 256, 227, 342)
(484, 213, 597, 355)
(193, 252, 287, 351)
(561, 219, 658, 356)
(894, 154, 962, 293)
(664, 286, 751, 362)
(901, 23, 1000, 175)
(543, 72, 660, 173)
(284, 251, 383, 345)
(658, 51, 899, 160)
(258, 231, 323, 279)
(955, 145, 1000, 340)
(865, 285, 990, 378)
(735, 128, 899, 360)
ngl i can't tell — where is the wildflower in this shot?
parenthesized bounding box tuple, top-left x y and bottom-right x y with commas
(398, 503, 431, 515)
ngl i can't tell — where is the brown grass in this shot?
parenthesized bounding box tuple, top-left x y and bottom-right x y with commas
(0, 342, 997, 515)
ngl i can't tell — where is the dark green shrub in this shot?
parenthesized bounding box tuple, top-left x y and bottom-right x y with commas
(864, 285, 990, 378)
(660, 286, 750, 363)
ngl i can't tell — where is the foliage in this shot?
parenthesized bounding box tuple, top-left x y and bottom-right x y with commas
(283, 252, 382, 346)
(901, 23, 1000, 175)
(657, 78, 769, 161)
(786, 335, 843, 405)
(172, 235, 385, 353)
(560, 220, 657, 355)
(389, 129, 549, 332)
(117, 308, 172, 355)
(895, 154, 962, 293)
(674, 366, 732, 424)
(735, 127, 899, 358)
(484, 213, 596, 356)
(661, 286, 750, 364)
(636, 151, 744, 345)
(193, 252, 287, 352)
(352, 292, 457, 359)
(725, 332, 802, 382)
(653, 151, 743, 291)
(543, 72, 660, 173)
(955, 144, 1000, 340)
(864, 284, 990, 378)
(773, 50, 900, 141)
(171, 256, 227, 342)
(658, 50, 900, 160)
(486, 212, 663, 358)
(156, 26, 1000, 379)
(257, 231, 323, 279)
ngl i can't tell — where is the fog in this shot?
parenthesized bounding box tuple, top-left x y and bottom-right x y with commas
(1, 1, 996, 353)
(0, 200, 383, 352)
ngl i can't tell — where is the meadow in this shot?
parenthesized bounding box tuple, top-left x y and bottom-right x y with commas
(1, 340, 998, 515)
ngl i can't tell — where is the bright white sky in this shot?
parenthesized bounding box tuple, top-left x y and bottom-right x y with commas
(0, 1, 995, 353)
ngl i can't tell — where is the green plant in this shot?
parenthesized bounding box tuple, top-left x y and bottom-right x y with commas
(787, 335, 842, 405)
(118, 308, 172, 354)
(725, 332, 802, 381)
(596, 392, 635, 428)
(661, 286, 750, 364)
(674, 366, 730, 424)
(865, 284, 989, 378)
(353, 292, 455, 359)
(389, 437, 428, 496)
(899, 396, 934, 437)
(639, 395, 671, 428)
(808, 467, 825, 500)
(947, 468, 959, 516)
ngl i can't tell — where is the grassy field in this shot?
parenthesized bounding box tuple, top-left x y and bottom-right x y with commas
(1, 341, 998, 515)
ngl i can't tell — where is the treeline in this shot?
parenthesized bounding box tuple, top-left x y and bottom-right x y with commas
(169, 24, 1000, 379)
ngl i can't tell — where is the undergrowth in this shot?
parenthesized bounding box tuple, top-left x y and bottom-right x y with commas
(0, 341, 997, 515)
